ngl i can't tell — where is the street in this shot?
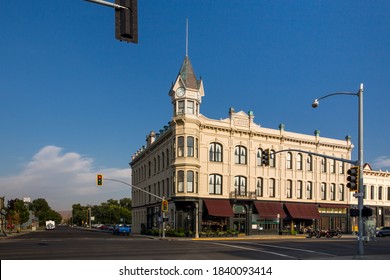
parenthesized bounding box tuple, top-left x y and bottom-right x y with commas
(1, 225, 390, 260)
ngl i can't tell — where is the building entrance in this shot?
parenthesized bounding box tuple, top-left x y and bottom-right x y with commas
(233, 219, 246, 234)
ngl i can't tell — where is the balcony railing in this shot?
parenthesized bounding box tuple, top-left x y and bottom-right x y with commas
(229, 191, 257, 200)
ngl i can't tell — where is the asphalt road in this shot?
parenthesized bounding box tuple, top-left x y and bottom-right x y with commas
(1, 225, 390, 260)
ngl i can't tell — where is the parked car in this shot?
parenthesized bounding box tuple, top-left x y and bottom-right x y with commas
(113, 224, 131, 236)
(376, 226, 390, 237)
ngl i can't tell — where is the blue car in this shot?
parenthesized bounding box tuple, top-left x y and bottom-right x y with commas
(376, 226, 390, 237)
(113, 224, 131, 236)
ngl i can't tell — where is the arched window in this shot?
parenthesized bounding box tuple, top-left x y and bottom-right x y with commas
(209, 174, 222, 194)
(321, 158, 327, 172)
(330, 183, 336, 200)
(234, 146, 247, 165)
(330, 159, 336, 173)
(270, 149, 276, 167)
(307, 155, 313, 171)
(286, 152, 292, 169)
(234, 176, 247, 195)
(297, 181, 303, 199)
(321, 183, 327, 200)
(209, 142, 223, 162)
(286, 180, 293, 198)
(306, 182, 313, 199)
(379, 186, 383, 200)
(256, 149, 263, 166)
(339, 184, 345, 201)
(256, 177, 263, 196)
(269, 178, 276, 197)
(297, 153, 303, 170)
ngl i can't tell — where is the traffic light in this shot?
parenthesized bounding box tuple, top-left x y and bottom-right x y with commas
(347, 166, 359, 191)
(162, 200, 168, 212)
(115, 0, 138, 43)
(261, 148, 270, 166)
(97, 174, 103, 186)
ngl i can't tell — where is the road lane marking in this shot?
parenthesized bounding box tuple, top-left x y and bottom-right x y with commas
(210, 242, 299, 259)
(239, 241, 336, 257)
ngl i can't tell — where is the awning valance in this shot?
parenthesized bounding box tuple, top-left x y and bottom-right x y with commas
(318, 203, 348, 208)
(254, 202, 286, 219)
(285, 203, 321, 220)
(203, 199, 234, 217)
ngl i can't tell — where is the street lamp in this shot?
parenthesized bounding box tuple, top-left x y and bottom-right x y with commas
(312, 83, 364, 256)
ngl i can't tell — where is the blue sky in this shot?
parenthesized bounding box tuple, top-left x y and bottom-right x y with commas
(1, 0, 389, 211)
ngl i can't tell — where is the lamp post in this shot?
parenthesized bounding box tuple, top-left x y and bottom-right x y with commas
(312, 83, 364, 256)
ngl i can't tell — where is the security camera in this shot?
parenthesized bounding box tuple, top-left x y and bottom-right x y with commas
(312, 99, 319, 108)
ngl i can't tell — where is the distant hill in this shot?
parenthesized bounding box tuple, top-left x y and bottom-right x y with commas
(58, 210, 72, 223)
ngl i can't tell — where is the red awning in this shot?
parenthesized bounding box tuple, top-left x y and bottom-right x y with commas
(254, 202, 286, 219)
(285, 203, 321, 220)
(203, 199, 234, 217)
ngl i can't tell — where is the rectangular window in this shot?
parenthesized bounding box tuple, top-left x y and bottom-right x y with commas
(178, 136, 184, 157)
(178, 100, 185, 114)
(195, 138, 198, 158)
(187, 100, 194, 114)
(177, 170, 184, 192)
(187, 136, 194, 157)
(187, 171, 194, 192)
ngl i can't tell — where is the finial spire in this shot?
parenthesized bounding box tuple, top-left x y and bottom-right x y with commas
(186, 18, 189, 57)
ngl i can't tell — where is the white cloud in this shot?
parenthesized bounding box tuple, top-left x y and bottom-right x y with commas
(0, 146, 132, 211)
(371, 156, 390, 171)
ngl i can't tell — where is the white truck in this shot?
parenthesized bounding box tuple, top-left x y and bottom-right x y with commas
(45, 220, 55, 230)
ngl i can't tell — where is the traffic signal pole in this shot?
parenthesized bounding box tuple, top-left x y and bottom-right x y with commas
(312, 84, 365, 256)
(99, 177, 167, 238)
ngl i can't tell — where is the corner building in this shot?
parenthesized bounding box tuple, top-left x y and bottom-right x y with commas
(130, 55, 369, 236)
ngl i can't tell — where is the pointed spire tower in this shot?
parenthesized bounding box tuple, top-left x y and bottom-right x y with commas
(169, 20, 204, 118)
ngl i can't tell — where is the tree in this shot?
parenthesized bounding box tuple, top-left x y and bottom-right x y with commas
(31, 198, 62, 226)
(6, 198, 29, 230)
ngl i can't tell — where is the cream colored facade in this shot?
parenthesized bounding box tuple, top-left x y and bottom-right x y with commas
(130, 56, 390, 236)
